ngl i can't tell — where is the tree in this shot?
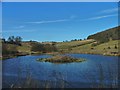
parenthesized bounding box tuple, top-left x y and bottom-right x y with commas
(79, 39, 82, 41)
(7, 36, 15, 44)
(7, 36, 22, 45)
(1, 38, 6, 43)
(15, 36, 22, 45)
(114, 44, 117, 49)
(74, 39, 77, 41)
(51, 42, 57, 46)
(108, 46, 111, 49)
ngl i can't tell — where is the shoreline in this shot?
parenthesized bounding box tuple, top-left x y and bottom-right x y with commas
(1, 51, 120, 60)
(67, 52, 120, 57)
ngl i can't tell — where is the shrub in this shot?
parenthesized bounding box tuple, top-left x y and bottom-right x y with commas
(108, 47, 111, 49)
(114, 44, 117, 49)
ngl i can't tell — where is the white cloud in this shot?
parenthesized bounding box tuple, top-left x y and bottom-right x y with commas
(99, 8, 118, 14)
(27, 19, 69, 24)
(80, 8, 118, 21)
(88, 14, 117, 20)
(81, 14, 117, 21)
(26, 15, 76, 24)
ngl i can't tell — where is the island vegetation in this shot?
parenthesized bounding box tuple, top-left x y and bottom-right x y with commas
(37, 55, 86, 63)
(1, 26, 120, 60)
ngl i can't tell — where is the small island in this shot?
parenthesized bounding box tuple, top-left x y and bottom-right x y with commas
(37, 55, 86, 63)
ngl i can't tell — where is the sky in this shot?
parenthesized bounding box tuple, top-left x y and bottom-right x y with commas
(2, 2, 118, 42)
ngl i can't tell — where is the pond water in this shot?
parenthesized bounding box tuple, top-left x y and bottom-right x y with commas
(2, 54, 119, 88)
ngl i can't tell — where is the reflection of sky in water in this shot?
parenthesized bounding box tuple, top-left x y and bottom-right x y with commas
(2, 54, 118, 88)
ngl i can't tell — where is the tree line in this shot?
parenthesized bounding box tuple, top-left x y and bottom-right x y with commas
(1, 36, 22, 46)
(63, 38, 86, 42)
(1, 36, 58, 56)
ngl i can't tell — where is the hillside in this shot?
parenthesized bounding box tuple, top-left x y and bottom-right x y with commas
(2, 41, 57, 60)
(56, 26, 120, 56)
(56, 39, 95, 52)
(56, 39, 119, 56)
(2, 42, 31, 59)
(87, 26, 120, 43)
(70, 40, 119, 56)
(1, 26, 120, 60)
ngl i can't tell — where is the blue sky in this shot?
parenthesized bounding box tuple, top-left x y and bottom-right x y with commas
(2, 2, 118, 42)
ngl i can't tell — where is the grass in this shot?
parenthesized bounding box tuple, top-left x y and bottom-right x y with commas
(56, 39, 120, 56)
(37, 55, 86, 63)
(2, 39, 119, 60)
(56, 39, 95, 50)
(17, 43, 31, 53)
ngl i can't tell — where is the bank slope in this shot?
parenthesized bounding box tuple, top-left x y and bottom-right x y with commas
(87, 26, 120, 43)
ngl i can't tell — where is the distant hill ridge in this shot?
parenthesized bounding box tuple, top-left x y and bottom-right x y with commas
(87, 26, 120, 43)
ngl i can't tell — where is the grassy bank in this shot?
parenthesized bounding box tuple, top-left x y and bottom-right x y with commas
(56, 40, 120, 56)
(1, 39, 120, 60)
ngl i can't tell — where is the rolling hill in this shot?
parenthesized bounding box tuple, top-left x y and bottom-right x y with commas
(87, 26, 120, 43)
(56, 26, 120, 56)
(1, 26, 120, 60)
